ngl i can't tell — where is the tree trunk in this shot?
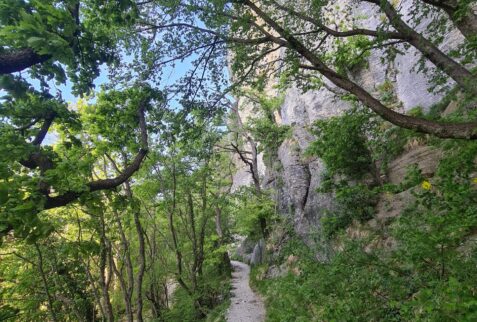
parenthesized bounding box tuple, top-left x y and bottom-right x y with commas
(111, 209, 134, 322)
(168, 163, 192, 294)
(109, 249, 133, 322)
(76, 209, 109, 321)
(215, 207, 224, 239)
(188, 192, 199, 291)
(230, 101, 268, 235)
(34, 244, 58, 322)
(133, 211, 146, 322)
(83, 258, 108, 321)
(215, 207, 232, 275)
(98, 213, 115, 322)
(125, 181, 146, 322)
(421, 0, 477, 41)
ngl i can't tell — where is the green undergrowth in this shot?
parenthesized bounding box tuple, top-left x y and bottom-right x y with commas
(164, 273, 231, 322)
(307, 88, 477, 238)
(250, 91, 477, 321)
(252, 167, 477, 320)
(160, 232, 233, 322)
(204, 297, 231, 322)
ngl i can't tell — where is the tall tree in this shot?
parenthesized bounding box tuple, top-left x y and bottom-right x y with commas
(0, 0, 158, 240)
(134, 0, 477, 139)
(0, 87, 161, 242)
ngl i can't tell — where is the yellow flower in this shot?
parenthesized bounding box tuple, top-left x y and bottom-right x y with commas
(472, 178, 477, 185)
(421, 180, 432, 190)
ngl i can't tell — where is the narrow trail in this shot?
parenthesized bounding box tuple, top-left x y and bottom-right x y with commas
(226, 261, 265, 322)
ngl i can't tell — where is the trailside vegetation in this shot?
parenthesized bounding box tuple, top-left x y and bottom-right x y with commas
(2, 0, 477, 321)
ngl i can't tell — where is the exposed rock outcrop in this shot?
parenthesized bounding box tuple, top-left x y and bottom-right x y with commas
(250, 239, 265, 267)
(387, 146, 443, 184)
(230, 0, 467, 245)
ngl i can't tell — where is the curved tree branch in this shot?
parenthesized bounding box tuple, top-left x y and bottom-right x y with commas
(44, 104, 149, 209)
(269, 0, 407, 39)
(241, 0, 477, 139)
(140, 21, 286, 45)
(230, 102, 261, 193)
(19, 112, 57, 172)
(363, 0, 476, 95)
(31, 112, 56, 146)
(0, 48, 51, 74)
(420, 0, 477, 40)
(271, 0, 475, 94)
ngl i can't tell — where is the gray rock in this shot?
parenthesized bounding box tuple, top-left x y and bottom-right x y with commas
(374, 189, 415, 224)
(275, 131, 335, 241)
(243, 254, 252, 265)
(236, 237, 256, 260)
(250, 239, 265, 267)
(266, 263, 288, 279)
(280, 86, 350, 126)
(278, 140, 310, 215)
(387, 146, 442, 184)
(230, 0, 464, 250)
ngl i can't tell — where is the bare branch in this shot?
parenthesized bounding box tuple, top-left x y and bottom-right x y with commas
(139, 21, 286, 45)
(269, 0, 406, 40)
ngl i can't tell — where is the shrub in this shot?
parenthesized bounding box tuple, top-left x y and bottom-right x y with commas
(321, 183, 377, 238)
(231, 188, 277, 239)
(253, 139, 477, 321)
(307, 108, 373, 179)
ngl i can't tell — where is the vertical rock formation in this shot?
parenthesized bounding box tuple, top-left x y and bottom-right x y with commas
(230, 0, 469, 243)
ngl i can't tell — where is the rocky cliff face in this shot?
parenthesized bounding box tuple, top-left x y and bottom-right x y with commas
(231, 0, 467, 243)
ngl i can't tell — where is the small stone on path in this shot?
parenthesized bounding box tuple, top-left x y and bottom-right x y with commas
(226, 261, 265, 322)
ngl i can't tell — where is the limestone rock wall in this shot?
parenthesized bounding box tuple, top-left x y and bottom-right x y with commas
(231, 0, 468, 241)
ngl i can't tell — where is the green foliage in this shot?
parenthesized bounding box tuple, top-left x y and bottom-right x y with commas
(307, 107, 373, 179)
(232, 187, 277, 239)
(376, 80, 403, 110)
(204, 297, 231, 322)
(307, 104, 433, 237)
(0, 235, 96, 321)
(307, 108, 378, 238)
(0, 0, 138, 93)
(321, 183, 377, 238)
(307, 97, 420, 180)
(164, 287, 199, 321)
(249, 117, 290, 162)
(1, 1, 477, 321)
(325, 35, 373, 75)
(0, 87, 161, 243)
(252, 91, 477, 319)
(399, 164, 425, 191)
(0, 305, 19, 321)
(246, 92, 291, 164)
(253, 138, 477, 321)
(0, 100, 232, 321)
(165, 274, 231, 322)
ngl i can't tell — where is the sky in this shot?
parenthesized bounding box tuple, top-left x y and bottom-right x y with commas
(1, 12, 231, 146)
(26, 55, 198, 106)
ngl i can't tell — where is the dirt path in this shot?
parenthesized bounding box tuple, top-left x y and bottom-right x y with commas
(226, 260, 265, 322)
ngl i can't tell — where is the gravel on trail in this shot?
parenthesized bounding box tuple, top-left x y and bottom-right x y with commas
(226, 261, 266, 322)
